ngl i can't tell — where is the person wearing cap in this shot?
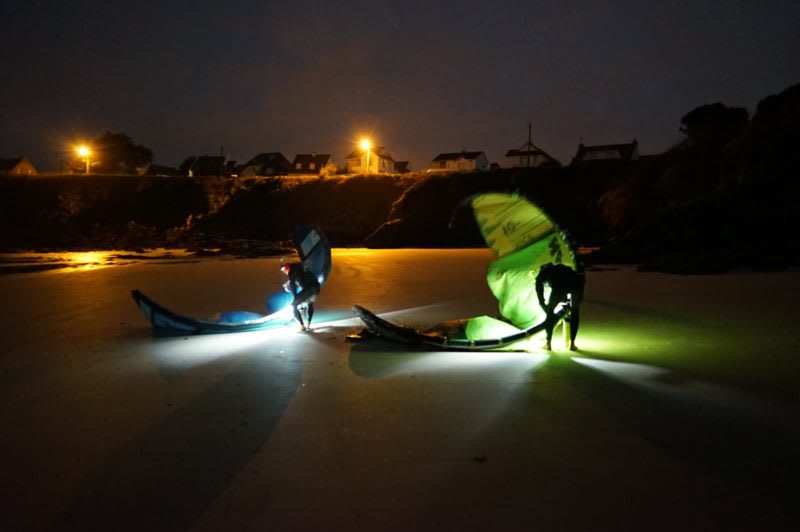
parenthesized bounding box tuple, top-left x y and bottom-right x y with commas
(280, 259, 321, 330)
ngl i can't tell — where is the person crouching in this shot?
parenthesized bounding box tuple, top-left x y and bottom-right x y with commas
(280, 260, 321, 330)
(535, 262, 585, 351)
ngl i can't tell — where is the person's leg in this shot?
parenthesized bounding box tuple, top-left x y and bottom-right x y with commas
(293, 290, 316, 330)
(292, 305, 304, 328)
(543, 311, 555, 350)
(544, 296, 561, 350)
(298, 304, 306, 328)
(569, 289, 583, 350)
(569, 306, 580, 350)
(543, 290, 566, 350)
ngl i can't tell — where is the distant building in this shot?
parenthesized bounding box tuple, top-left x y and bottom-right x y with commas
(504, 141, 560, 168)
(225, 160, 239, 177)
(138, 163, 181, 177)
(0, 156, 37, 176)
(428, 151, 489, 173)
(345, 146, 396, 174)
(181, 155, 230, 177)
(240, 152, 291, 178)
(572, 140, 639, 164)
(393, 161, 410, 174)
(290, 153, 337, 176)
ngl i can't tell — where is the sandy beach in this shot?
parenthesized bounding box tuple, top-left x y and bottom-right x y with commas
(1, 249, 798, 530)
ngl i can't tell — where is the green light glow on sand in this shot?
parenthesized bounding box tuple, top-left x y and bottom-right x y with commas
(566, 323, 689, 361)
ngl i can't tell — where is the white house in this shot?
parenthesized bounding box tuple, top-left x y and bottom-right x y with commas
(0, 156, 37, 176)
(428, 151, 489, 173)
(345, 146, 395, 174)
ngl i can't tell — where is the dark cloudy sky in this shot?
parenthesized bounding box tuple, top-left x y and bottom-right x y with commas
(2, 0, 798, 170)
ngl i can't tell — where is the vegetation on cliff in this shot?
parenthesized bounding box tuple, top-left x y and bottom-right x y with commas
(0, 174, 412, 255)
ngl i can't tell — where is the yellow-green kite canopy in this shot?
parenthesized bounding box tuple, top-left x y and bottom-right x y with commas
(464, 193, 579, 342)
(353, 192, 582, 351)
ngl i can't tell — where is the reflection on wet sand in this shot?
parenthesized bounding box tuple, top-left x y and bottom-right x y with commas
(0, 249, 203, 274)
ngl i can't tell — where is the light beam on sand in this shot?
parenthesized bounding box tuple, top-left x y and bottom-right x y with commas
(572, 357, 672, 384)
(150, 327, 297, 369)
(571, 356, 791, 420)
(150, 312, 352, 371)
(391, 352, 550, 435)
(396, 351, 549, 375)
(562, 327, 678, 359)
(153, 307, 344, 367)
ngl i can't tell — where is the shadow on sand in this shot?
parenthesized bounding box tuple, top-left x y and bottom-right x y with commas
(348, 331, 800, 512)
(539, 354, 800, 506)
(56, 353, 302, 530)
(347, 337, 449, 380)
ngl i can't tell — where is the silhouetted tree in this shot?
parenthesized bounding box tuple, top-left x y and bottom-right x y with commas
(721, 83, 800, 187)
(89, 131, 153, 174)
(679, 103, 749, 149)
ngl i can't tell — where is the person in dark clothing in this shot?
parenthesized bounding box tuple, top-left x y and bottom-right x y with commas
(280, 260, 321, 330)
(535, 262, 585, 351)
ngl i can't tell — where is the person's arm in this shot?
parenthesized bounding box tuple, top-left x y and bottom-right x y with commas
(284, 267, 299, 294)
(535, 272, 546, 309)
(283, 278, 294, 293)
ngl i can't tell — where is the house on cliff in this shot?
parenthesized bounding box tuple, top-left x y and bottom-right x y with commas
(571, 140, 639, 164)
(240, 152, 291, 177)
(394, 161, 410, 173)
(428, 151, 489, 173)
(504, 141, 560, 168)
(139, 163, 181, 177)
(180, 155, 233, 177)
(345, 146, 398, 174)
(289, 154, 337, 176)
(0, 156, 37, 176)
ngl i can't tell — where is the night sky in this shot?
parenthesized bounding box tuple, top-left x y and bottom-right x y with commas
(2, 0, 798, 171)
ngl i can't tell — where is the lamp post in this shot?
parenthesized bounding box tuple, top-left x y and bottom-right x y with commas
(77, 145, 91, 174)
(359, 138, 371, 174)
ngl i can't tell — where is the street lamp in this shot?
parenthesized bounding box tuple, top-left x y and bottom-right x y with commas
(359, 138, 371, 174)
(77, 145, 91, 174)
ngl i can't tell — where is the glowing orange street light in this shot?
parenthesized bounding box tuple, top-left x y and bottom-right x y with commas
(76, 145, 91, 174)
(359, 138, 372, 174)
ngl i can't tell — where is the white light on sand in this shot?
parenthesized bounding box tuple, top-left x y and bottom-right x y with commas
(151, 327, 295, 368)
(571, 356, 799, 424)
(574, 356, 740, 405)
(572, 357, 671, 382)
(395, 351, 549, 376)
